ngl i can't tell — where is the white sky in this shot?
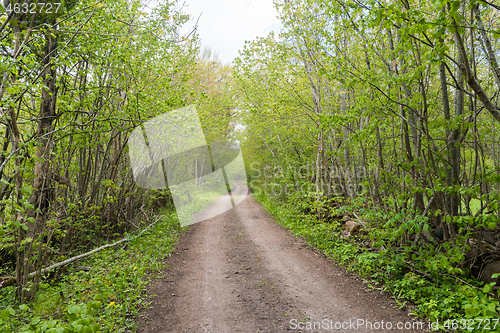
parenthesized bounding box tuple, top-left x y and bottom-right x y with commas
(180, 0, 282, 64)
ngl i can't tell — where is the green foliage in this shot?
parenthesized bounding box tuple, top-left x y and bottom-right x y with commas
(0, 0, 238, 305)
(237, 0, 500, 329)
(0, 210, 181, 332)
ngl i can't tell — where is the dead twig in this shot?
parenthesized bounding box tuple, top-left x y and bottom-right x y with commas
(0, 216, 163, 289)
(0, 305, 31, 323)
(405, 261, 498, 299)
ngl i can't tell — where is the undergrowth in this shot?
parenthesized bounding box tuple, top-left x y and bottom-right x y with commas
(0, 209, 181, 333)
(254, 189, 500, 333)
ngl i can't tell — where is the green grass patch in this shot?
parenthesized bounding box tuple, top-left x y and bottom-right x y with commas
(0, 209, 182, 333)
(174, 185, 229, 225)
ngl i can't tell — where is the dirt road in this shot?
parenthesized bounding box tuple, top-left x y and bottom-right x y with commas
(137, 185, 430, 332)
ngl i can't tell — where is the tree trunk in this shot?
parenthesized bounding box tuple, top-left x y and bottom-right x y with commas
(447, 0, 466, 239)
(17, 30, 58, 303)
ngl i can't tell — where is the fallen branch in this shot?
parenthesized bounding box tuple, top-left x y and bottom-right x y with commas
(30, 215, 163, 277)
(0, 306, 31, 323)
(0, 277, 16, 289)
(405, 261, 498, 299)
(0, 215, 163, 288)
(352, 212, 368, 229)
(444, 274, 498, 300)
(404, 260, 432, 279)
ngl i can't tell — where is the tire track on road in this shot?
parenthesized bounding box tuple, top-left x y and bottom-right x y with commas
(138, 187, 430, 332)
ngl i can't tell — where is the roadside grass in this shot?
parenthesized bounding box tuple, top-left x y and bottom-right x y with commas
(175, 186, 228, 224)
(0, 209, 182, 333)
(253, 190, 500, 333)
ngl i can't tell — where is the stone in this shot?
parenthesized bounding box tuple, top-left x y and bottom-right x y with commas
(483, 231, 497, 246)
(480, 261, 500, 285)
(342, 220, 360, 238)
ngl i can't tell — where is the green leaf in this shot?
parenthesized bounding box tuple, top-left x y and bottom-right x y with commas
(91, 301, 102, 310)
(451, 0, 460, 12)
(0, 308, 11, 319)
(82, 326, 93, 333)
(68, 305, 81, 314)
